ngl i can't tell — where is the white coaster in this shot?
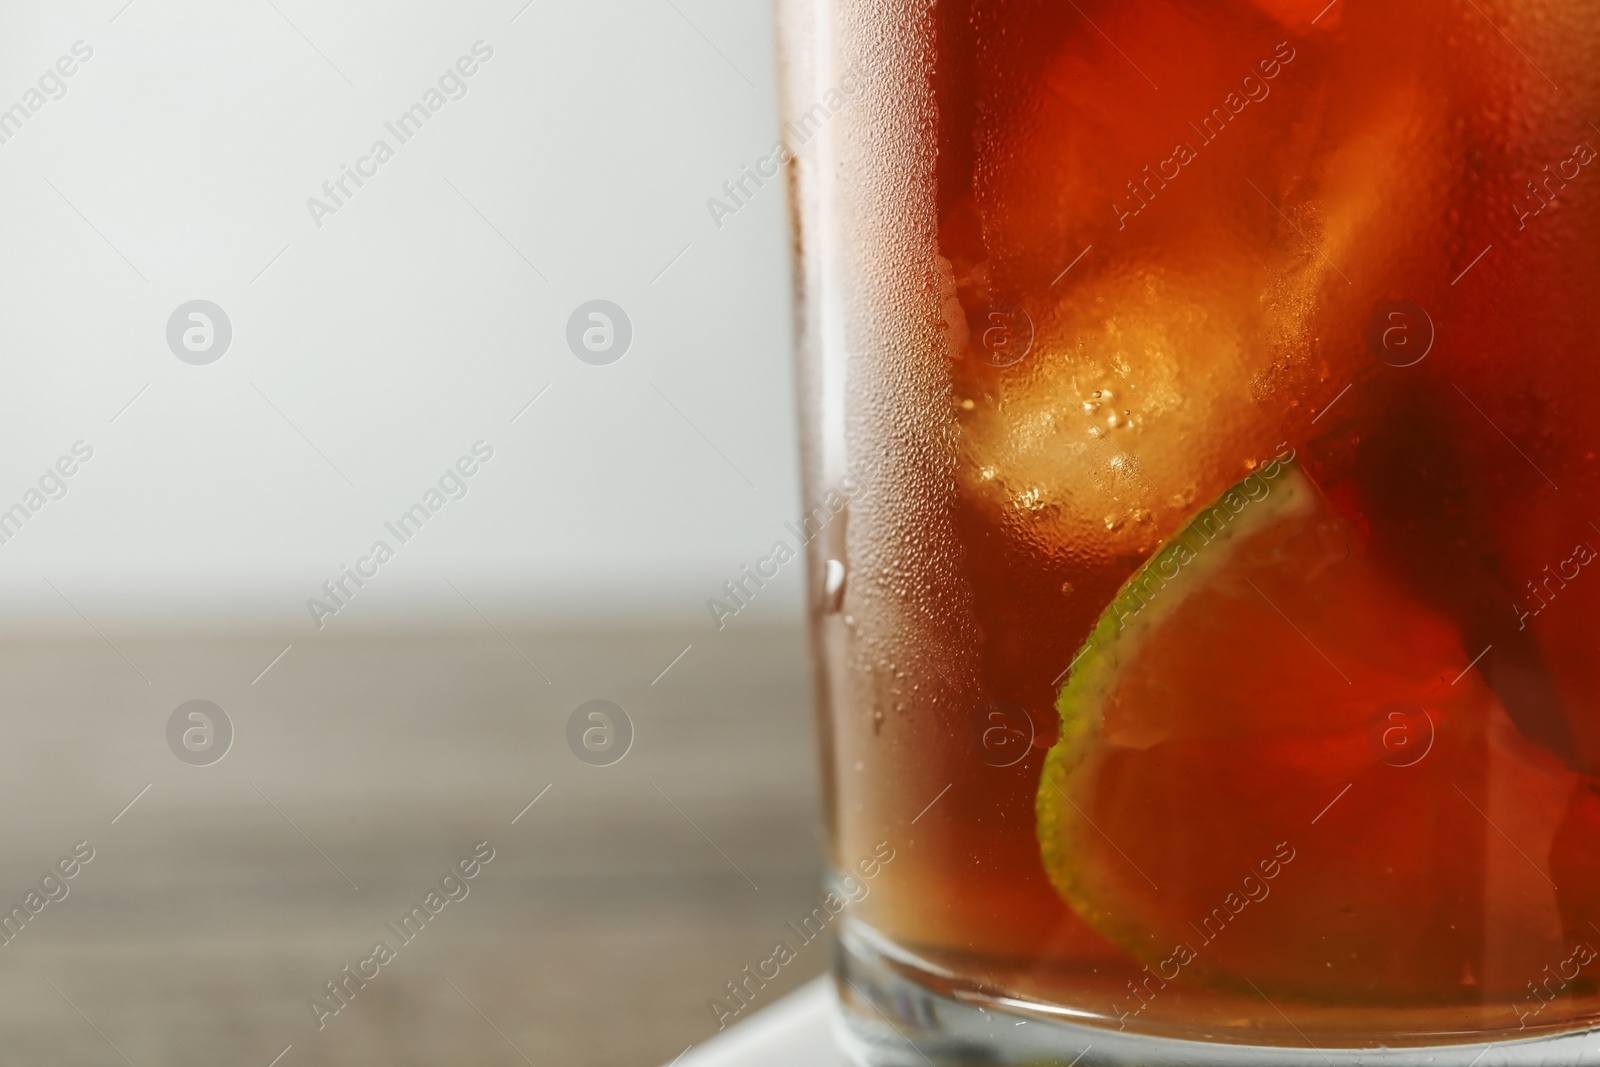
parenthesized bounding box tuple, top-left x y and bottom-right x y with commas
(669, 978, 844, 1067)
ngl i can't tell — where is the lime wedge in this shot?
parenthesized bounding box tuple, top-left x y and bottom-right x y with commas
(1036, 460, 1578, 1001)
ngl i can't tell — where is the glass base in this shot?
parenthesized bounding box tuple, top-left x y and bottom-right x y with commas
(832, 921, 1600, 1066)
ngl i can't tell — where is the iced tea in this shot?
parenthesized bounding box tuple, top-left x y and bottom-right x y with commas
(781, 0, 1600, 1060)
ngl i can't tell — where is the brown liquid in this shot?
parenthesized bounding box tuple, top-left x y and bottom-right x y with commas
(797, 0, 1600, 1042)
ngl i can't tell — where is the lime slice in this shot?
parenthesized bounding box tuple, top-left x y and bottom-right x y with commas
(1037, 460, 1580, 1001)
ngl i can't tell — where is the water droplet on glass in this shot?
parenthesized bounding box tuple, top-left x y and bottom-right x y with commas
(823, 558, 847, 613)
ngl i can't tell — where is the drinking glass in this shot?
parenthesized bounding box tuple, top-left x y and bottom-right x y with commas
(775, 1, 1600, 1063)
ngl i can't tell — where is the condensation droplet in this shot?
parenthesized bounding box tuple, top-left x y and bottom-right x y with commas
(823, 559, 847, 613)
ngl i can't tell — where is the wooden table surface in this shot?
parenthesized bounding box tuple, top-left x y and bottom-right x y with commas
(0, 623, 826, 1067)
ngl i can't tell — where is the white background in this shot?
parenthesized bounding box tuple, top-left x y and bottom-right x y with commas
(0, 0, 800, 631)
